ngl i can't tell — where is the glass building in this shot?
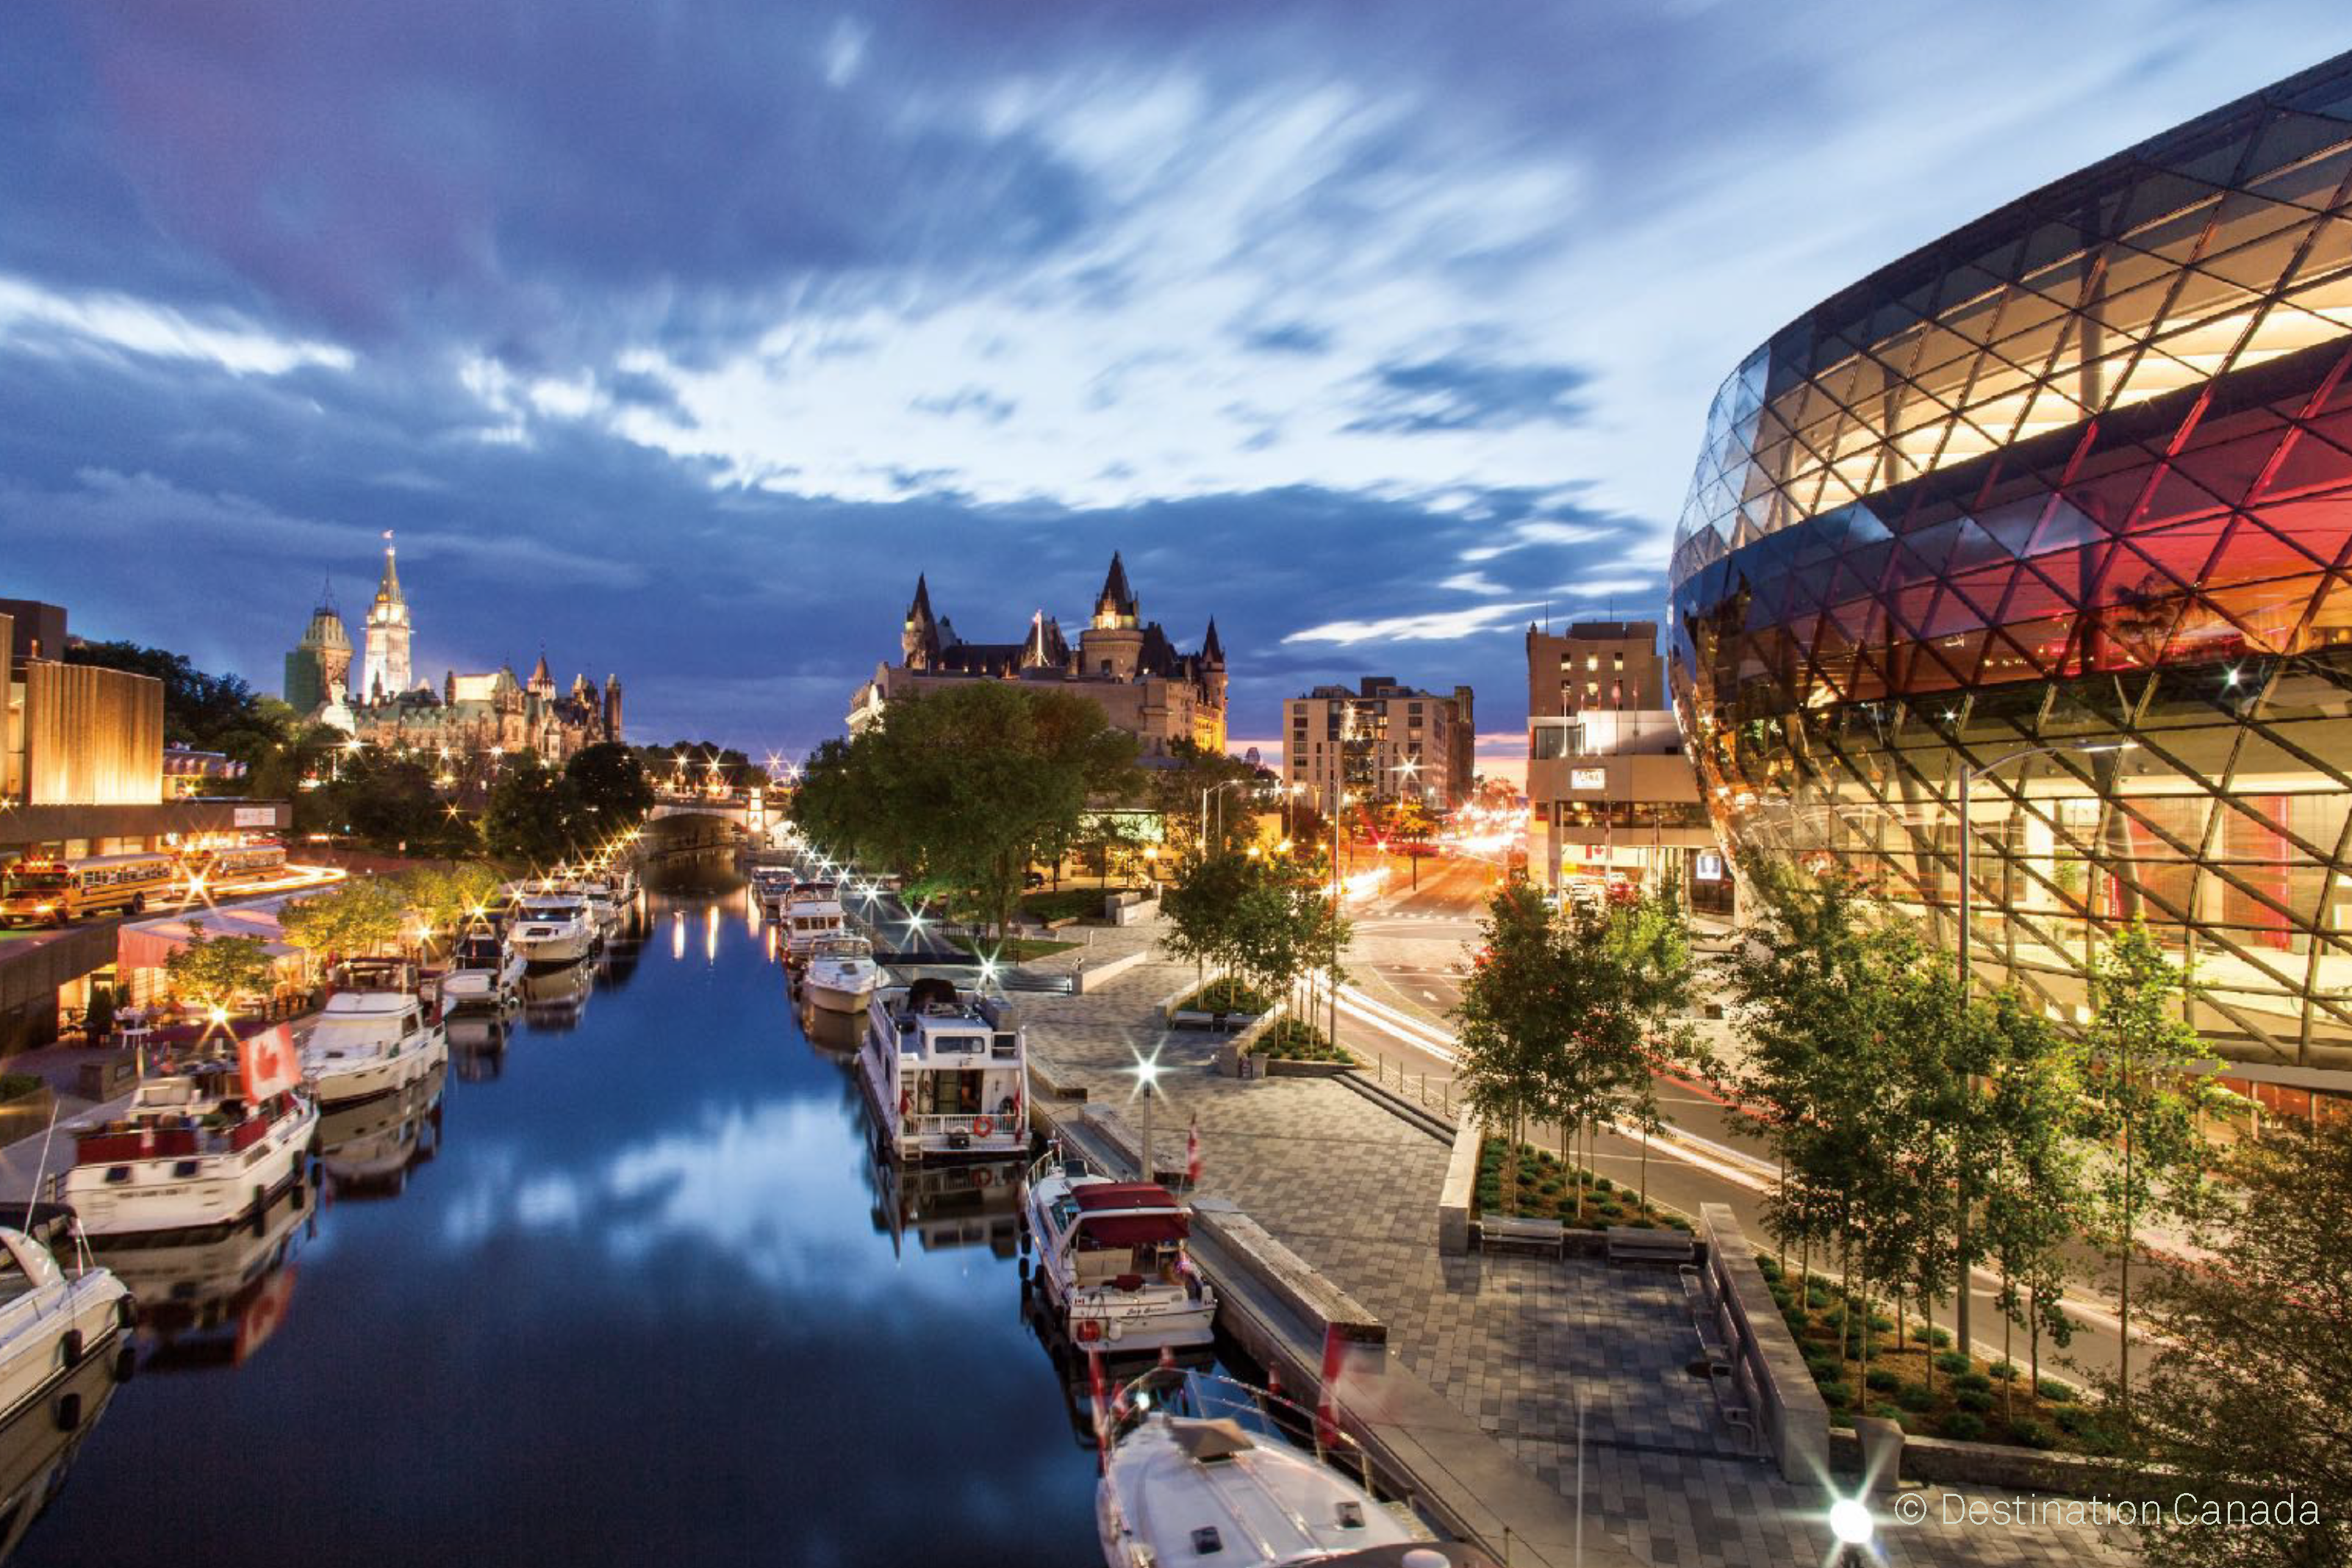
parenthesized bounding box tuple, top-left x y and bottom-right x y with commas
(1668, 52, 2352, 1082)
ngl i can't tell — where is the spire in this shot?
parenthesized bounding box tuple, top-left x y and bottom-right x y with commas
(908, 573, 934, 624)
(530, 647, 552, 684)
(1202, 616, 1225, 666)
(375, 531, 403, 605)
(1097, 552, 1136, 617)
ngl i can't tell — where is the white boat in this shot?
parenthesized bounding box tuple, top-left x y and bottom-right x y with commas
(60, 1046, 317, 1237)
(783, 883, 845, 966)
(0, 1210, 132, 1431)
(1023, 1151, 1214, 1355)
(301, 990, 447, 1108)
(440, 922, 525, 1014)
(861, 976, 1027, 1161)
(577, 880, 621, 935)
(511, 894, 596, 965)
(1098, 1370, 1496, 1568)
(803, 932, 881, 1014)
(749, 866, 796, 918)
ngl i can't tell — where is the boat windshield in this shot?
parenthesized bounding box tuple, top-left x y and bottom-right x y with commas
(523, 903, 583, 920)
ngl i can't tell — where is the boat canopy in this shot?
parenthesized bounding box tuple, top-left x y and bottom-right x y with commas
(1071, 1183, 1188, 1247)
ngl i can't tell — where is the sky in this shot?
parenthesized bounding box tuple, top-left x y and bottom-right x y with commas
(5, 1, 2351, 770)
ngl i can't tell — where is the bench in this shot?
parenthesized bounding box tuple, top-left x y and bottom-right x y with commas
(1679, 1265, 1759, 1450)
(1607, 1226, 1696, 1266)
(1478, 1213, 1565, 1257)
(1169, 1009, 1261, 1032)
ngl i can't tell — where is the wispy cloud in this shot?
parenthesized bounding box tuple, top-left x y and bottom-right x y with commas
(1284, 602, 1539, 645)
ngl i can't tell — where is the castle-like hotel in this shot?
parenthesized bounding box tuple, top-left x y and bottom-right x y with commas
(283, 539, 621, 762)
(849, 553, 1225, 755)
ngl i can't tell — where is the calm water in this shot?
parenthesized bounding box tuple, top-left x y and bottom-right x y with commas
(20, 878, 1115, 1568)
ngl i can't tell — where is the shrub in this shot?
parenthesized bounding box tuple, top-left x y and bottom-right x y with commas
(1666, 1215, 1693, 1231)
(2037, 1378, 2074, 1403)
(1954, 1388, 1994, 1414)
(1865, 1369, 1901, 1392)
(1933, 1352, 1973, 1378)
(1821, 1303, 1848, 1330)
(1897, 1385, 1934, 1413)
(2009, 1420, 2052, 1450)
(1805, 1287, 1831, 1309)
(0, 1073, 43, 1104)
(1955, 1371, 1992, 1393)
(2054, 1406, 2087, 1434)
(1988, 1361, 2018, 1381)
(1816, 1381, 1850, 1408)
(1594, 1176, 1613, 1193)
(1758, 1256, 1781, 1280)
(1804, 1351, 1837, 1378)
(1940, 1412, 1985, 1442)
(1868, 1314, 1893, 1333)
(1871, 1403, 1904, 1422)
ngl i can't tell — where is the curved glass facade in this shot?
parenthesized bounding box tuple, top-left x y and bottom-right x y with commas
(1668, 54, 2352, 1071)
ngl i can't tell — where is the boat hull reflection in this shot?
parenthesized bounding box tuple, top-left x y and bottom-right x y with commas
(319, 1065, 445, 1198)
(0, 1340, 127, 1564)
(99, 1182, 311, 1374)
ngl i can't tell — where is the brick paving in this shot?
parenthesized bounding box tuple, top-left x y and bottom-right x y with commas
(1016, 947, 2143, 1568)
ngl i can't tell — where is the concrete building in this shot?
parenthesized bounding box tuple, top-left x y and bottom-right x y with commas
(849, 554, 1226, 756)
(0, 602, 290, 1054)
(1524, 622, 1721, 910)
(1283, 677, 1474, 815)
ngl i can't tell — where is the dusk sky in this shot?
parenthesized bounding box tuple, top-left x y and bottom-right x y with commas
(7, 1, 2351, 768)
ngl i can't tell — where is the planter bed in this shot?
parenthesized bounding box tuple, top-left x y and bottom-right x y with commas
(1473, 1137, 1691, 1233)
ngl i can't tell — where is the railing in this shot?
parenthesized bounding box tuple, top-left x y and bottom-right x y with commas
(1360, 1053, 1456, 1124)
(908, 1111, 1021, 1142)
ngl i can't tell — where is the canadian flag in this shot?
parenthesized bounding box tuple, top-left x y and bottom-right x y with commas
(240, 1025, 300, 1101)
(1185, 1115, 1202, 1187)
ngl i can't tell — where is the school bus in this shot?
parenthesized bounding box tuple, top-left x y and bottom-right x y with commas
(186, 842, 288, 891)
(0, 853, 176, 927)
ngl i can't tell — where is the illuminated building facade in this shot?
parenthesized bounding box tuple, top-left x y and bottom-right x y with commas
(1284, 677, 1474, 814)
(1668, 54, 2352, 1076)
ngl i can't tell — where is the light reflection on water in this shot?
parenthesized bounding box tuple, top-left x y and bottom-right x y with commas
(21, 879, 1105, 1567)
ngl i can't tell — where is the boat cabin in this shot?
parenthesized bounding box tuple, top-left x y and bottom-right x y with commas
(867, 977, 1025, 1154)
(1041, 1180, 1191, 1290)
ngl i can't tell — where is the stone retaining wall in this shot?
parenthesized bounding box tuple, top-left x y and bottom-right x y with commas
(1436, 1111, 1482, 1255)
(1830, 1425, 2157, 1496)
(1701, 1202, 1829, 1486)
(1189, 1197, 1384, 1345)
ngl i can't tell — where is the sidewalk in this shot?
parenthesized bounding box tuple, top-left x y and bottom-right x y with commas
(1017, 947, 2143, 1568)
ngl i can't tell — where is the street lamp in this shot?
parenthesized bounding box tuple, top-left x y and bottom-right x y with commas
(1200, 780, 1248, 855)
(1950, 738, 2134, 1356)
(1130, 1049, 1163, 1182)
(1826, 1496, 1874, 1564)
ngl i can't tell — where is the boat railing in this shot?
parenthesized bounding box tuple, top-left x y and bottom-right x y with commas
(907, 1110, 1020, 1141)
(1108, 1368, 1383, 1495)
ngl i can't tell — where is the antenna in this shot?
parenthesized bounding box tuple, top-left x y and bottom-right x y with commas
(20, 1098, 60, 1236)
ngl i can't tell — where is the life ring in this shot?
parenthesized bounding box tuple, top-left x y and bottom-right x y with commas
(973, 1115, 994, 1139)
(972, 1167, 993, 1189)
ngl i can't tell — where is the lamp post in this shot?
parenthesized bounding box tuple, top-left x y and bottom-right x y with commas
(1200, 780, 1247, 857)
(1949, 738, 2134, 1356)
(1132, 1050, 1161, 1184)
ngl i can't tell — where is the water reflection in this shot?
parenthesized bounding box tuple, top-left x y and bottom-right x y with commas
(24, 883, 1108, 1568)
(868, 1149, 1025, 1259)
(0, 1344, 126, 1560)
(320, 1065, 445, 1198)
(447, 1013, 510, 1081)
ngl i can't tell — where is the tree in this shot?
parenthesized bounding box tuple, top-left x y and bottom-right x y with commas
(2129, 1118, 2352, 1568)
(1162, 853, 1255, 999)
(279, 877, 408, 964)
(2074, 918, 2217, 1414)
(1603, 877, 1707, 1209)
(64, 640, 277, 752)
(484, 752, 581, 865)
(566, 741, 655, 832)
(397, 864, 505, 953)
(1147, 741, 1263, 862)
(163, 926, 276, 1014)
(1976, 986, 2088, 1414)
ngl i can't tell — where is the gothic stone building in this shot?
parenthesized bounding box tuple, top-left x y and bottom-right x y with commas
(848, 553, 1225, 755)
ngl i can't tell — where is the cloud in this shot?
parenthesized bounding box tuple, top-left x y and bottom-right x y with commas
(1554, 575, 1657, 599)
(1283, 602, 1540, 646)
(1437, 571, 1506, 594)
(0, 274, 354, 376)
(1346, 353, 1588, 434)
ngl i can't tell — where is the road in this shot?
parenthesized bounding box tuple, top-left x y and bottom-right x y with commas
(1330, 892, 2134, 1386)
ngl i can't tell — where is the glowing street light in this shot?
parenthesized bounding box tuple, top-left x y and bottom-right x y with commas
(1827, 1496, 1874, 1563)
(1129, 1047, 1164, 1184)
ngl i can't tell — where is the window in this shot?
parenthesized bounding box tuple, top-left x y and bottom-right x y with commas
(1612, 652, 1624, 671)
(1585, 653, 1599, 671)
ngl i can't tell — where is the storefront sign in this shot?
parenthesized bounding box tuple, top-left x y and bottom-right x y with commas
(1569, 767, 1607, 791)
(232, 807, 277, 827)
(1695, 852, 1726, 881)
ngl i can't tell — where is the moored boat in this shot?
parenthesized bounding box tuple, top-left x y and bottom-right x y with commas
(781, 881, 845, 967)
(301, 989, 447, 1108)
(861, 976, 1026, 1161)
(802, 932, 881, 1014)
(511, 893, 596, 965)
(60, 1035, 317, 1238)
(1023, 1151, 1214, 1355)
(1098, 1369, 1498, 1568)
(440, 919, 525, 1014)
(0, 1208, 132, 1431)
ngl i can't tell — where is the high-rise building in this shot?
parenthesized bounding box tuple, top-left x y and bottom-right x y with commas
(1668, 51, 2352, 1081)
(359, 536, 412, 702)
(1283, 677, 1474, 815)
(850, 554, 1227, 755)
(1524, 622, 1718, 907)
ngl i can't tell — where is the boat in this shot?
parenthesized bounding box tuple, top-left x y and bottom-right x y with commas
(60, 1035, 318, 1237)
(861, 975, 1026, 1161)
(577, 880, 622, 936)
(511, 893, 597, 965)
(0, 1207, 132, 1431)
(802, 932, 881, 1014)
(1022, 1151, 1214, 1355)
(300, 988, 447, 1108)
(1098, 1369, 1499, 1568)
(748, 866, 796, 918)
(781, 882, 846, 967)
(439, 919, 526, 1014)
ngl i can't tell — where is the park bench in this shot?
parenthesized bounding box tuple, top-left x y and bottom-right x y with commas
(1478, 1213, 1565, 1258)
(1168, 1009, 1260, 1032)
(1606, 1226, 1696, 1266)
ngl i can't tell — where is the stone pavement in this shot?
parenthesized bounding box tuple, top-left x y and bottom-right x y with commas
(1014, 948, 2144, 1568)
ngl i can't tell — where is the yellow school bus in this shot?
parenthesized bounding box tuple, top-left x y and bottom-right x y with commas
(0, 853, 176, 926)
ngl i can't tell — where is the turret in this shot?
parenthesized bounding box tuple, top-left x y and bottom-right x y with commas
(603, 673, 624, 741)
(360, 533, 413, 702)
(902, 574, 942, 669)
(1079, 551, 1145, 678)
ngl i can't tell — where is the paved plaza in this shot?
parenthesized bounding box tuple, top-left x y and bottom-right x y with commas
(1019, 935, 2145, 1567)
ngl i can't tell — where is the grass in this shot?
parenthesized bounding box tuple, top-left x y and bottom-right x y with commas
(1250, 1016, 1350, 1062)
(1759, 1254, 2112, 1454)
(1176, 977, 1272, 1014)
(1474, 1138, 1690, 1231)
(0, 1073, 41, 1104)
(1019, 888, 1109, 924)
(945, 932, 1080, 963)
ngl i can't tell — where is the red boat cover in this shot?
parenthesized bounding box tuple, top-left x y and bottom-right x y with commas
(1069, 1182, 1188, 1248)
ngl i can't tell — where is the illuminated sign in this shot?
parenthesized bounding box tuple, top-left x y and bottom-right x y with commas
(233, 807, 277, 827)
(1695, 852, 1726, 882)
(1569, 768, 1607, 791)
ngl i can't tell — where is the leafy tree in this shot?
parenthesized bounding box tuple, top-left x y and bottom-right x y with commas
(2074, 918, 2217, 1413)
(565, 742, 655, 837)
(1603, 877, 1707, 1208)
(1977, 987, 2088, 1414)
(278, 877, 408, 963)
(1162, 853, 1254, 997)
(2130, 1118, 2352, 1568)
(396, 864, 506, 952)
(163, 925, 276, 1013)
(64, 640, 276, 752)
(1148, 741, 1263, 861)
(484, 752, 582, 866)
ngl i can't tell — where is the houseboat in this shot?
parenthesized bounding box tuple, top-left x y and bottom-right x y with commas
(0, 1209, 132, 1429)
(861, 976, 1026, 1161)
(1023, 1151, 1214, 1355)
(60, 1043, 317, 1237)
(781, 882, 845, 967)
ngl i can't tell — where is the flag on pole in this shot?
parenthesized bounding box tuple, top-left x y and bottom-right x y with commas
(1185, 1114, 1202, 1187)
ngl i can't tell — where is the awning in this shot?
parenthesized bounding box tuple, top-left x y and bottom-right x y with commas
(119, 904, 301, 974)
(1076, 1212, 1188, 1248)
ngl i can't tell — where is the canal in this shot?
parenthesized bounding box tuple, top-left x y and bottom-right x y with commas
(19, 877, 1114, 1567)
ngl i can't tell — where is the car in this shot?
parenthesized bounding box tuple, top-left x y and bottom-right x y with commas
(1022, 868, 1047, 889)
